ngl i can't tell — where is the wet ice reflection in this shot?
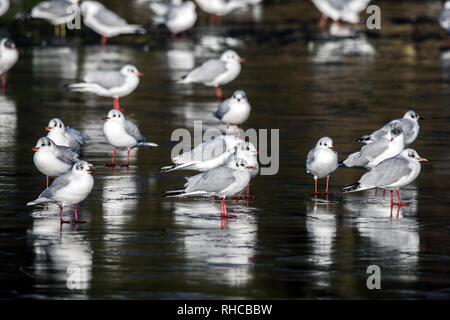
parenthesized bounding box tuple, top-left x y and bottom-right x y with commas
(169, 200, 257, 287)
(32, 46, 79, 80)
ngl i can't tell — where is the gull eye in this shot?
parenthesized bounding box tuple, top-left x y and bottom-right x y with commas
(113, 114, 116, 117)
(246, 146, 250, 150)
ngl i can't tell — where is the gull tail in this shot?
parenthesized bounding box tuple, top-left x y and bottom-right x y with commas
(159, 161, 197, 174)
(339, 182, 361, 194)
(68, 83, 102, 93)
(352, 135, 372, 143)
(137, 142, 159, 148)
(163, 190, 186, 198)
(338, 161, 347, 168)
(27, 197, 50, 206)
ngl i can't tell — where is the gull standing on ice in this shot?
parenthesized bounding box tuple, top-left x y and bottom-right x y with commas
(178, 50, 244, 99)
(164, 158, 257, 218)
(340, 149, 428, 208)
(45, 118, 86, 155)
(353, 110, 422, 146)
(80, 1, 146, 45)
(213, 90, 251, 135)
(68, 64, 143, 111)
(32, 137, 80, 188)
(154, 1, 197, 38)
(0, 38, 18, 90)
(159, 134, 244, 173)
(102, 109, 158, 167)
(311, 0, 371, 30)
(27, 160, 94, 224)
(0, 0, 10, 17)
(31, 0, 80, 37)
(195, 0, 247, 25)
(306, 137, 339, 194)
(342, 121, 404, 169)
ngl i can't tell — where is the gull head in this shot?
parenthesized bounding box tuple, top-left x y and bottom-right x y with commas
(103, 109, 125, 122)
(46, 118, 65, 132)
(315, 137, 336, 151)
(388, 121, 403, 141)
(403, 110, 423, 122)
(401, 148, 428, 162)
(120, 64, 143, 77)
(231, 90, 247, 103)
(220, 50, 244, 63)
(32, 137, 56, 152)
(73, 160, 94, 175)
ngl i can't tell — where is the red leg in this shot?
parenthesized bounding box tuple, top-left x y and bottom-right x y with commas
(244, 184, 254, 199)
(392, 189, 409, 207)
(60, 206, 69, 224)
(46, 176, 49, 188)
(106, 148, 116, 166)
(374, 188, 378, 197)
(101, 35, 107, 46)
(221, 198, 235, 218)
(383, 189, 386, 197)
(73, 204, 87, 224)
(313, 178, 319, 195)
(319, 14, 328, 30)
(215, 86, 222, 99)
(325, 176, 330, 194)
(1, 74, 5, 88)
(120, 149, 130, 167)
(390, 190, 394, 206)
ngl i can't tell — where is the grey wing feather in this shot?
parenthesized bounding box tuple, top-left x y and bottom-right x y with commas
(38, 171, 72, 200)
(84, 71, 125, 89)
(174, 137, 227, 163)
(186, 166, 235, 193)
(124, 120, 145, 142)
(359, 139, 388, 160)
(66, 127, 86, 145)
(305, 148, 315, 172)
(33, 0, 73, 17)
(94, 7, 128, 27)
(186, 59, 227, 83)
(55, 146, 79, 165)
(360, 157, 411, 187)
(214, 99, 231, 120)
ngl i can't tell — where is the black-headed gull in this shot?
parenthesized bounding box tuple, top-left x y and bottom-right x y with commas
(311, 0, 371, 30)
(80, 1, 146, 45)
(353, 110, 422, 146)
(0, 0, 10, 17)
(27, 160, 94, 224)
(0, 38, 18, 89)
(440, 1, 450, 46)
(342, 121, 404, 169)
(164, 158, 256, 218)
(340, 149, 428, 208)
(213, 90, 251, 134)
(195, 0, 246, 25)
(153, 1, 197, 38)
(178, 49, 243, 99)
(102, 109, 158, 167)
(68, 64, 143, 111)
(159, 134, 243, 173)
(32, 137, 80, 188)
(31, 0, 80, 37)
(150, 0, 183, 17)
(306, 137, 339, 194)
(45, 118, 86, 155)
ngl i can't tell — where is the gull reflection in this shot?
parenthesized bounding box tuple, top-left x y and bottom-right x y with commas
(27, 210, 92, 296)
(172, 100, 220, 129)
(0, 96, 16, 150)
(309, 34, 376, 64)
(168, 200, 256, 287)
(102, 174, 139, 228)
(440, 49, 450, 80)
(164, 40, 195, 82)
(195, 33, 244, 55)
(344, 188, 419, 280)
(32, 46, 78, 80)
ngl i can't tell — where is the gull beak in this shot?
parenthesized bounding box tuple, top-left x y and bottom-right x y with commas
(246, 166, 257, 170)
(418, 158, 428, 162)
(102, 117, 110, 120)
(239, 58, 245, 63)
(254, 150, 259, 155)
(87, 169, 94, 173)
(329, 146, 336, 151)
(390, 138, 393, 141)
(31, 147, 39, 151)
(137, 71, 144, 77)
(44, 126, 51, 131)
(419, 117, 424, 120)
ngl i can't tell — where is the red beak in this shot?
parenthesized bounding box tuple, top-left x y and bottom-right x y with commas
(87, 169, 94, 173)
(418, 158, 428, 162)
(246, 166, 257, 170)
(329, 147, 336, 151)
(31, 147, 38, 151)
(239, 58, 245, 63)
(102, 117, 110, 120)
(254, 150, 259, 154)
(44, 126, 51, 131)
(137, 71, 144, 76)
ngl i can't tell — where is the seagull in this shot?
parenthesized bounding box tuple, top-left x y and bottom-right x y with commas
(159, 134, 243, 173)
(31, 0, 80, 37)
(0, 0, 10, 17)
(353, 110, 422, 146)
(27, 160, 94, 224)
(306, 137, 339, 194)
(195, 0, 247, 25)
(311, 0, 371, 30)
(342, 121, 405, 170)
(102, 109, 158, 167)
(440, 1, 450, 46)
(153, 1, 197, 38)
(150, 0, 183, 17)
(32, 137, 80, 188)
(340, 149, 428, 208)
(80, 1, 146, 45)
(164, 158, 256, 218)
(213, 90, 251, 135)
(0, 38, 18, 89)
(68, 64, 143, 111)
(45, 118, 86, 155)
(178, 50, 244, 99)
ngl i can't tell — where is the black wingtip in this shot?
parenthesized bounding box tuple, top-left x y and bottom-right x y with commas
(163, 190, 185, 198)
(338, 161, 346, 168)
(339, 182, 360, 194)
(158, 165, 176, 174)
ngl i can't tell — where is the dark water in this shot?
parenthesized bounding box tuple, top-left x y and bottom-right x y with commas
(0, 0, 449, 299)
